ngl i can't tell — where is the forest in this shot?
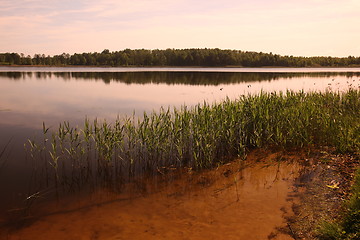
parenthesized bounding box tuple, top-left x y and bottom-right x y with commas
(1, 48, 360, 67)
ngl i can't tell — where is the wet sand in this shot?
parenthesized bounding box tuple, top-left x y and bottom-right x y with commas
(4, 150, 302, 240)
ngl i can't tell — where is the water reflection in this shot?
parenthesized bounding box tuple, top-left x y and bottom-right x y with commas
(1, 71, 360, 131)
(1, 71, 360, 85)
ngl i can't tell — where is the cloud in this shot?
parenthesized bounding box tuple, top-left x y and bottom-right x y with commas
(0, 0, 359, 56)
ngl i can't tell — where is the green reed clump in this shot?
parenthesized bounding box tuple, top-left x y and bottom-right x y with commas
(26, 90, 360, 193)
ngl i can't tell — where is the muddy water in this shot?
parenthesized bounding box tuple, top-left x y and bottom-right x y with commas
(4, 150, 302, 240)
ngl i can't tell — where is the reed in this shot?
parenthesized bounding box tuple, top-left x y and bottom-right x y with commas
(26, 90, 360, 194)
(0, 139, 11, 173)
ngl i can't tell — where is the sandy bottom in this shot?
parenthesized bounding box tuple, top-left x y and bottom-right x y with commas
(3, 150, 302, 240)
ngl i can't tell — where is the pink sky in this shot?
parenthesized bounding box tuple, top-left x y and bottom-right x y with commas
(1, 0, 360, 57)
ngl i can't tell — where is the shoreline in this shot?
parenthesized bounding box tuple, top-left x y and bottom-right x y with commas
(1, 65, 360, 74)
(2, 64, 360, 69)
(2, 147, 358, 239)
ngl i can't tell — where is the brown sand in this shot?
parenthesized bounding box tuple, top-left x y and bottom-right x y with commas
(4, 150, 302, 240)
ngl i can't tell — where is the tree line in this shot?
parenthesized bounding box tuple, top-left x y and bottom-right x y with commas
(1, 48, 360, 67)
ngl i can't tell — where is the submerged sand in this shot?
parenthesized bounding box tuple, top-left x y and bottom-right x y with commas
(4, 150, 302, 240)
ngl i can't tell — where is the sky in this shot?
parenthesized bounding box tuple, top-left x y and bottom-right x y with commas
(1, 0, 360, 57)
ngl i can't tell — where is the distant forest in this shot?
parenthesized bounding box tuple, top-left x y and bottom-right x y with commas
(1, 48, 360, 67)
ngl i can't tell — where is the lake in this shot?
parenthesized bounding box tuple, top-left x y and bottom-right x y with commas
(1, 67, 360, 212)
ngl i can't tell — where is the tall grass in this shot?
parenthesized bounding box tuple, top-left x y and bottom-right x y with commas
(26, 90, 360, 193)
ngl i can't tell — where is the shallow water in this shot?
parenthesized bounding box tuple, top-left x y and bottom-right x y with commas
(3, 150, 302, 240)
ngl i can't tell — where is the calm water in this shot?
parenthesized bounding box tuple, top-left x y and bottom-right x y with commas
(2, 67, 360, 130)
(1, 67, 360, 211)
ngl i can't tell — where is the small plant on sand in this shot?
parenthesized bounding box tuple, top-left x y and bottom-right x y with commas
(317, 168, 360, 240)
